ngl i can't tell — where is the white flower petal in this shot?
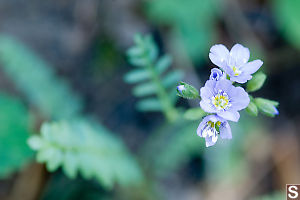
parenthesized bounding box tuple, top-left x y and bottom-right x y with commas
(230, 44, 250, 66)
(209, 44, 229, 69)
(217, 111, 240, 122)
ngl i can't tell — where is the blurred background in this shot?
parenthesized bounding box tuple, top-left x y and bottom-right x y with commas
(0, 0, 299, 200)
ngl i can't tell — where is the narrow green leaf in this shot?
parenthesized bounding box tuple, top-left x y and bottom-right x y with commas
(247, 72, 267, 92)
(133, 82, 157, 97)
(136, 98, 162, 112)
(128, 57, 148, 67)
(127, 46, 144, 58)
(144, 35, 158, 61)
(124, 69, 150, 83)
(183, 107, 207, 120)
(156, 55, 172, 74)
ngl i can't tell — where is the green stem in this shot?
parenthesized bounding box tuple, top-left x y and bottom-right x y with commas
(147, 63, 179, 122)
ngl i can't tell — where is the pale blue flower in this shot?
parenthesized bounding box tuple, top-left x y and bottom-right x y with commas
(209, 44, 263, 83)
(197, 115, 232, 147)
(200, 79, 250, 122)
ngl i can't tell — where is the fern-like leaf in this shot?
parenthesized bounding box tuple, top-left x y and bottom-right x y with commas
(0, 35, 82, 120)
(125, 34, 182, 121)
(28, 120, 143, 189)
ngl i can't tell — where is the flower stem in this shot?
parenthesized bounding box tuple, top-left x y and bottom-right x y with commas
(147, 63, 179, 122)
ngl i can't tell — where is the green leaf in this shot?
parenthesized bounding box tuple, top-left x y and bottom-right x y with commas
(28, 120, 143, 189)
(128, 57, 149, 67)
(145, 0, 221, 61)
(133, 82, 157, 97)
(254, 98, 279, 117)
(176, 81, 200, 99)
(127, 46, 145, 58)
(127, 34, 158, 65)
(0, 93, 33, 178)
(273, 0, 300, 49)
(124, 69, 150, 83)
(245, 101, 258, 117)
(156, 55, 172, 74)
(183, 107, 207, 120)
(125, 34, 180, 121)
(162, 70, 184, 88)
(0, 35, 82, 120)
(136, 98, 162, 111)
(247, 72, 267, 92)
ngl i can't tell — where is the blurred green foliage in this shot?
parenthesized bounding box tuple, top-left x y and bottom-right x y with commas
(126, 34, 182, 121)
(0, 35, 82, 120)
(0, 35, 143, 191)
(145, 0, 221, 61)
(0, 93, 33, 178)
(28, 120, 143, 189)
(273, 0, 300, 49)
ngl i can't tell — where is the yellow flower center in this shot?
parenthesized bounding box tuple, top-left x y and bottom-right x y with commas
(211, 90, 231, 110)
(232, 66, 242, 76)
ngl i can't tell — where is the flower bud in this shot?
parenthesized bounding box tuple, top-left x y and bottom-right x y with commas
(245, 101, 258, 116)
(176, 82, 200, 99)
(254, 98, 279, 117)
(246, 72, 267, 92)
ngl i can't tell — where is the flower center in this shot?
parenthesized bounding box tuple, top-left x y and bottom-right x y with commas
(232, 66, 242, 76)
(202, 120, 222, 142)
(211, 90, 231, 110)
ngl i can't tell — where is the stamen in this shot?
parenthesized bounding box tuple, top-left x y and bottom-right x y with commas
(202, 120, 222, 141)
(211, 90, 231, 110)
(203, 121, 219, 138)
(232, 66, 242, 76)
